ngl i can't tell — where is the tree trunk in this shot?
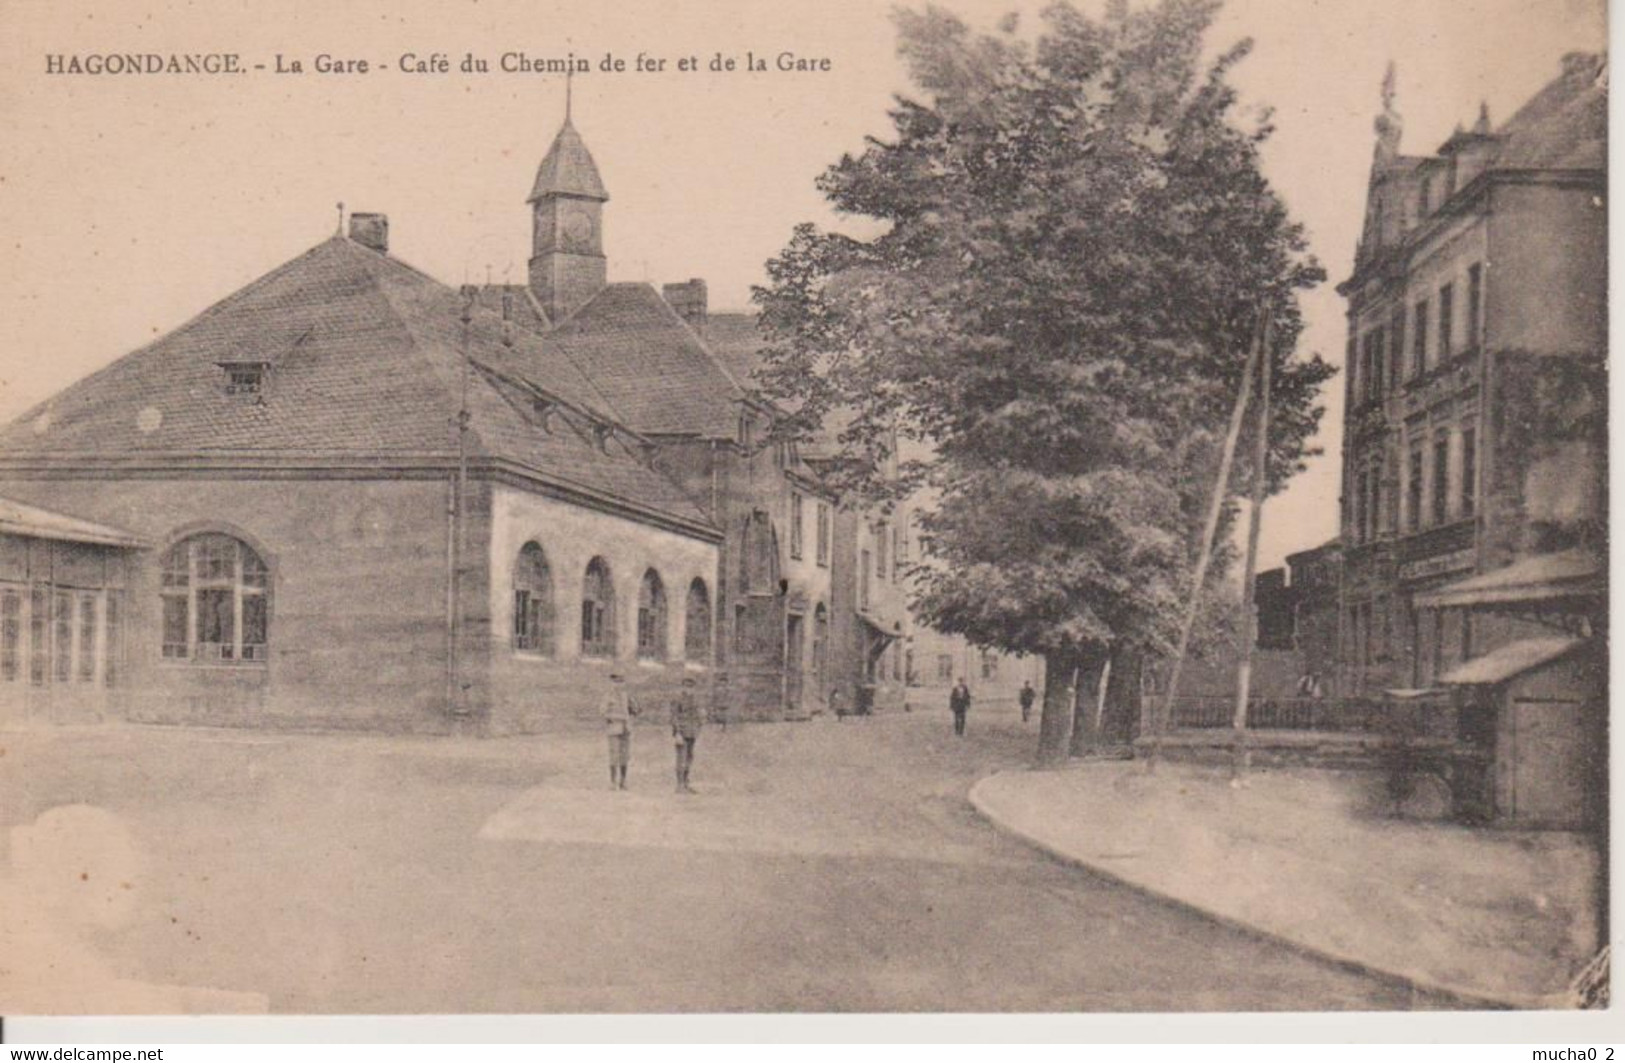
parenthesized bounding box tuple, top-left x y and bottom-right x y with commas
(1036, 652, 1080, 765)
(1103, 643, 1145, 745)
(1068, 648, 1109, 758)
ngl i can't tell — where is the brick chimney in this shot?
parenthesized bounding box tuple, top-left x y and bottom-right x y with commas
(348, 213, 389, 254)
(662, 278, 708, 329)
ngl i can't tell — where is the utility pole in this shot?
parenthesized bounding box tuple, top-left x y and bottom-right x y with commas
(1145, 312, 1268, 774)
(1231, 314, 1274, 780)
(448, 285, 476, 719)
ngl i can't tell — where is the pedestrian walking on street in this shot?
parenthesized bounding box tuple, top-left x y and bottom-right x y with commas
(1018, 680, 1036, 723)
(670, 676, 704, 794)
(601, 672, 639, 790)
(949, 678, 971, 737)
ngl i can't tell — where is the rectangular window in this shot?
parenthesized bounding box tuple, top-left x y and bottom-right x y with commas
(104, 592, 121, 687)
(937, 654, 953, 682)
(1460, 427, 1477, 517)
(1345, 336, 1359, 405)
(860, 549, 871, 611)
(1431, 612, 1445, 681)
(1461, 610, 1474, 662)
(29, 587, 47, 685)
(892, 525, 904, 578)
(1412, 299, 1429, 377)
(1437, 283, 1454, 361)
(0, 588, 18, 682)
(1389, 309, 1406, 385)
(1371, 326, 1385, 398)
(815, 503, 830, 567)
(789, 493, 804, 559)
(77, 592, 96, 682)
(53, 591, 72, 683)
(1368, 467, 1382, 540)
(875, 524, 888, 579)
(1432, 435, 1450, 525)
(224, 365, 265, 395)
(1466, 264, 1483, 349)
(1408, 443, 1424, 531)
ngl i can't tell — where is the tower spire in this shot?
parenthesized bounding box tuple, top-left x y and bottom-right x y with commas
(565, 68, 573, 123)
(1373, 61, 1403, 165)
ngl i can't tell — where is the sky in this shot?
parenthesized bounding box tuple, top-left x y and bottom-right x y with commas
(0, 0, 1607, 570)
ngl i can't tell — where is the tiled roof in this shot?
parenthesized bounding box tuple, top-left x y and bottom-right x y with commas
(0, 237, 712, 532)
(690, 310, 846, 459)
(0, 496, 146, 548)
(702, 312, 768, 385)
(1493, 53, 1607, 170)
(528, 119, 609, 202)
(550, 283, 748, 438)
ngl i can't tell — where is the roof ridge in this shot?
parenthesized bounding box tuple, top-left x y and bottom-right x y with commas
(627, 280, 752, 400)
(468, 281, 624, 418)
(348, 245, 492, 460)
(2, 235, 350, 433)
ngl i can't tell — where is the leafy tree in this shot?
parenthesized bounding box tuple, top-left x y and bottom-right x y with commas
(754, 0, 1335, 762)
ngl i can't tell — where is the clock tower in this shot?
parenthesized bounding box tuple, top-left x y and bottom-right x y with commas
(527, 112, 609, 322)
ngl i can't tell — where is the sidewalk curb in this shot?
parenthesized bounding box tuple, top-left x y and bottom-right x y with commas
(968, 770, 1566, 1012)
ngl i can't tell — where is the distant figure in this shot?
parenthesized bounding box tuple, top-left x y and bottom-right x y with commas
(601, 671, 639, 790)
(1296, 672, 1325, 699)
(830, 688, 848, 721)
(1018, 680, 1037, 723)
(950, 679, 972, 737)
(670, 676, 704, 794)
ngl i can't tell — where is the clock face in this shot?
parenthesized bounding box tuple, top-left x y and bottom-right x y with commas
(563, 208, 594, 244)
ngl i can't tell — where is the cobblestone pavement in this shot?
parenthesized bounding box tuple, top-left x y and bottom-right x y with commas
(0, 710, 1450, 1012)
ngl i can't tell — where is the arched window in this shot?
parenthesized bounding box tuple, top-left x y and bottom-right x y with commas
(580, 557, 616, 658)
(160, 533, 269, 664)
(636, 569, 667, 660)
(513, 542, 554, 655)
(684, 579, 711, 663)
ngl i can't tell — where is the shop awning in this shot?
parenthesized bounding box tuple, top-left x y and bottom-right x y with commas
(1437, 636, 1587, 686)
(0, 496, 147, 548)
(1411, 549, 1601, 609)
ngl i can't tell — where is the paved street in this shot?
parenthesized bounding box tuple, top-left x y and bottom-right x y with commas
(0, 707, 1448, 1013)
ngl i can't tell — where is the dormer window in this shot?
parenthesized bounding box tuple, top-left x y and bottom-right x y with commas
(531, 397, 555, 431)
(219, 362, 268, 397)
(592, 423, 613, 452)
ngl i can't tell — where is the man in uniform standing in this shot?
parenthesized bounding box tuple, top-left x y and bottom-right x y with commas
(670, 676, 704, 793)
(1018, 679, 1037, 724)
(602, 672, 638, 790)
(949, 678, 972, 737)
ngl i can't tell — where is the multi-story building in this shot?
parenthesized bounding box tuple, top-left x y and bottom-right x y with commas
(1335, 54, 1606, 696)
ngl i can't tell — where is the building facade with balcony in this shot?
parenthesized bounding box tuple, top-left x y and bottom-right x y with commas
(1334, 54, 1606, 698)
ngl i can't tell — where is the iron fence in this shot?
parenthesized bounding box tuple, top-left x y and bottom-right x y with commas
(1165, 695, 1451, 735)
